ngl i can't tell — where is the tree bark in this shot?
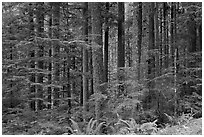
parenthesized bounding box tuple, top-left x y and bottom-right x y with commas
(82, 2, 89, 113)
(52, 2, 61, 107)
(163, 2, 168, 68)
(89, 49, 94, 95)
(117, 2, 125, 94)
(118, 2, 125, 68)
(159, 3, 163, 76)
(126, 26, 131, 67)
(148, 2, 155, 89)
(170, 2, 174, 67)
(188, 14, 197, 52)
(28, 3, 36, 111)
(155, 2, 160, 78)
(104, 2, 109, 82)
(47, 2, 52, 109)
(36, 2, 44, 110)
(91, 2, 104, 122)
(137, 2, 142, 80)
(198, 24, 202, 51)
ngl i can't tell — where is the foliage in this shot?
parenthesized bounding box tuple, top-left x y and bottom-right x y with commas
(68, 118, 106, 135)
(115, 117, 140, 134)
(140, 119, 158, 134)
(115, 116, 158, 135)
(155, 118, 202, 135)
(2, 2, 202, 135)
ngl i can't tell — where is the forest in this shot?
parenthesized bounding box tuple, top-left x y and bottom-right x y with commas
(2, 2, 202, 135)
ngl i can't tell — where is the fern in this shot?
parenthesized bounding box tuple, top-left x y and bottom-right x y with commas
(115, 117, 140, 134)
(139, 119, 158, 134)
(69, 118, 105, 135)
(69, 119, 83, 134)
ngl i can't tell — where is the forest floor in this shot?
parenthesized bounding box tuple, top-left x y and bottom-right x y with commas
(2, 109, 202, 135)
(156, 118, 202, 135)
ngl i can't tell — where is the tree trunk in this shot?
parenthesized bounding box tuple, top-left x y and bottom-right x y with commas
(126, 26, 132, 67)
(118, 2, 125, 68)
(89, 49, 94, 95)
(28, 3, 36, 111)
(117, 2, 125, 94)
(163, 2, 168, 68)
(137, 2, 142, 80)
(91, 2, 104, 122)
(82, 2, 89, 114)
(198, 24, 202, 51)
(188, 14, 197, 52)
(66, 47, 71, 113)
(71, 46, 76, 106)
(159, 3, 163, 76)
(170, 2, 175, 67)
(47, 2, 52, 109)
(89, 11, 94, 96)
(155, 2, 160, 78)
(104, 2, 109, 82)
(175, 3, 179, 73)
(52, 2, 61, 107)
(36, 2, 44, 110)
(148, 2, 155, 89)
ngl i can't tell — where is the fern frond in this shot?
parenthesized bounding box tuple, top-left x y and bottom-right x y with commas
(69, 119, 82, 134)
(93, 122, 105, 134)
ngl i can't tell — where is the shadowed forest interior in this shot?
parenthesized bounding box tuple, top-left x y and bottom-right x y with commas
(2, 2, 202, 135)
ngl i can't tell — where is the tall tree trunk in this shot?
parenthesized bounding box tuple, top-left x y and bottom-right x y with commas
(155, 2, 160, 78)
(36, 2, 44, 110)
(28, 3, 36, 111)
(104, 2, 109, 82)
(163, 2, 168, 68)
(82, 2, 89, 114)
(117, 2, 125, 94)
(159, 3, 163, 76)
(166, 3, 169, 68)
(89, 49, 94, 95)
(8, 35, 14, 108)
(47, 2, 52, 109)
(148, 2, 155, 89)
(66, 51, 71, 113)
(91, 2, 104, 122)
(170, 2, 175, 67)
(173, 3, 179, 116)
(80, 78, 83, 106)
(137, 2, 142, 80)
(28, 3, 34, 39)
(198, 24, 202, 51)
(118, 2, 125, 68)
(88, 13, 94, 97)
(188, 14, 197, 53)
(126, 26, 131, 67)
(71, 46, 76, 106)
(52, 2, 61, 107)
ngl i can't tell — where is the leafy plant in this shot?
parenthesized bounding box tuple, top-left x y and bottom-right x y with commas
(176, 112, 194, 125)
(115, 117, 140, 134)
(69, 118, 106, 135)
(139, 119, 158, 134)
(115, 115, 159, 135)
